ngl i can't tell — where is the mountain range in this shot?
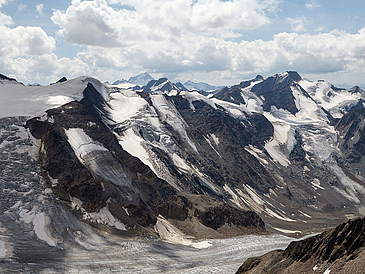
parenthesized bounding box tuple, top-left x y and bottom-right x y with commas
(1, 71, 365, 272)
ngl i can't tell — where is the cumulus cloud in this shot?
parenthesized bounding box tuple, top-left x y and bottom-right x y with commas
(0, 12, 13, 25)
(286, 16, 308, 32)
(71, 27, 365, 82)
(306, 0, 320, 9)
(51, 0, 280, 47)
(0, 25, 55, 57)
(2, 0, 365, 86)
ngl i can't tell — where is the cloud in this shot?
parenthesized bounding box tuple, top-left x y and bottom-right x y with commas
(36, 4, 43, 15)
(0, 0, 13, 8)
(51, 0, 280, 47)
(18, 4, 26, 13)
(286, 16, 308, 32)
(306, 0, 320, 9)
(2, 0, 365, 86)
(0, 25, 55, 57)
(0, 12, 13, 25)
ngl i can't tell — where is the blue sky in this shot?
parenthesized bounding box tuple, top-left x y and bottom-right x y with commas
(1, 0, 365, 87)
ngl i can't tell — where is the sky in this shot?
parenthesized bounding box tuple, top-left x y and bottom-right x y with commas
(1, 0, 365, 87)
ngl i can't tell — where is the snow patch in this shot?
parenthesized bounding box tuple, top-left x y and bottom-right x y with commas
(151, 94, 197, 152)
(19, 208, 58, 246)
(311, 179, 325, 190)
(273, 227, 302, 234)
(245, 145, 268, 165)
(84, 207, 127, 231)
(264, 139, 290, 167)
(298, 210, 312, 218)
(154, 215, 212, 249)
(65, 128, 109, 160)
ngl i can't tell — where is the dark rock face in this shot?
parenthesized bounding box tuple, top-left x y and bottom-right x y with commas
(335, 103, 365, 178)
(50, 77, 68, 85)
(251, 71, 302, 114)
(214, 86, 246, 105)
(236, 218, 365, 274)
(174, 82, 189, 92)
(168, 96, 275, 193)
(25, 87, 266, 237)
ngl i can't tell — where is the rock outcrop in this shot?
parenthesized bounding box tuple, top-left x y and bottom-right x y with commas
(236, 217, 365, 274)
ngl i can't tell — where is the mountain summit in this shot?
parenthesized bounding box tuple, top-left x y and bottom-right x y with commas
(113, 72, 155, 86)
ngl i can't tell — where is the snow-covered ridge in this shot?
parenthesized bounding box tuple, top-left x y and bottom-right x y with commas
(0, 76, 98, 119)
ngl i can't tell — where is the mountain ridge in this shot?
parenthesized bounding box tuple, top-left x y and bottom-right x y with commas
(1, 70, 365, 242)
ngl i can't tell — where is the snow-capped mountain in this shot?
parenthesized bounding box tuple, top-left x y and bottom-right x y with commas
(183, 80, 224, 91)
(137, 77, 188, 95)
(1, 71, 365, 270)
(112, 72, 155, 87)
(128, 72, 154, 85)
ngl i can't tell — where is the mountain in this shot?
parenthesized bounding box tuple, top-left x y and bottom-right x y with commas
(1, 70, 365, 267)
(174, 82, 189, 92)
(128, 72, 154, 85)
(112, 72, 155, 87)
(112, 79, 129, 85)
(183, 80, 224, 91)
(136, 77, 188, 95)
(236, 217, 365, 274)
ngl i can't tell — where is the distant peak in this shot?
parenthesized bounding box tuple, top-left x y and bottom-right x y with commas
(128, 72, 154, 85)
(278, 71, 301, 82)
(254, 75, 264, 81)
(349, 85, 364, 94)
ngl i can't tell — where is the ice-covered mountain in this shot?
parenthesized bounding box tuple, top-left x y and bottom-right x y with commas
(184, 80, 224, 91)
(136, 77, 188, 95)
(1, 71, 365, 270)
(112, 72, 155, 87)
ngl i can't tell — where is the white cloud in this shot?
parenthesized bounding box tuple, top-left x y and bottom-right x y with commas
(18, 4, 26, 13)
(51, 0, 280, 47)
(2, 0, 365, 87)
(306, 0, 320, 9)
(0, 12, 13, 25)
(286, 16, 308, 32)
(36, 4, 43, 15)
(0, 25, 55, 57)
(0, 0, 13, 8)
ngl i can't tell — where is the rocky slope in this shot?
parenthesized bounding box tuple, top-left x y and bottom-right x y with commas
(236, 217, 365, 274)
